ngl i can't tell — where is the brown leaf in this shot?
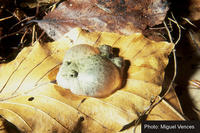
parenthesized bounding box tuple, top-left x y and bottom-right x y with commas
(189, 0, 200, 21)
(38, 0, 169, 40)
(188, 80, 200, 114)
(164, 87, 183, 114)
(187, 29, 200, 53)
(177, 52, 200, 120)
(179, 81, 200, 120)
(174, 39, 200, 120)
(0, 28, 184, 132)
(0, 116, 21, 133)
(20, 0, 60, 8)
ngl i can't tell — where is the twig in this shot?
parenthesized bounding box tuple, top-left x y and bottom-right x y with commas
(20, 29, 29, 45)
(161, 21, 177, 99)
(9, 16, 35, 31)
(133, 13, 181, 132)
(170, 12, 185, 30)
(31, 25, 36, 45)
(0, 28, 25, 40)
(37, 31, 45, 42)
(149, 27, 166, 30)
(133, 96, 158, 133)
(182, 17, 197, 28)
(189, 80, 200, 89)
(0, 16, 13, 21)
(168, 18, 182, 45)
(50, 3, 57, 12)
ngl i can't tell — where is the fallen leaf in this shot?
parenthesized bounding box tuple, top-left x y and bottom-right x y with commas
(0, 28, 184, 132)
(13, 8, 27, 21)
(38, 0, 169, 40)
(188, 80, 200, 114)
(20, 0, 60, 8)
(189, 0, 200, 21)
(0, 116, 20, 133)
(176, 50, 200, 120)
(164, 87, 183, 114)
(187, 29, 200, 54)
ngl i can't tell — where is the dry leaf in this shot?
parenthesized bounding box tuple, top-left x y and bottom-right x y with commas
(20, 0, 60, 8)
(188, 80, 200, 112)
(189, 0, 200, 21)
(187, 29, 200, 54)
(0, 116, 21, 133)
(0, 28, 184, 132)
(164, 87, 183, 114)
(176, 49, 200, 120)
(38, 0, 169, 40)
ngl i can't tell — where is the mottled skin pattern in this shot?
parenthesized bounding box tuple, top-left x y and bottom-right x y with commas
(56, 44, 124, 97)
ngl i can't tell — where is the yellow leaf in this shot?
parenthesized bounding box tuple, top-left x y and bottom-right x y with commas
(0, 28, 184, 132)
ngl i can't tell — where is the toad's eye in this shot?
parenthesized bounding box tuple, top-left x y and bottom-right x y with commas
(64, 61, 71, 65)
(99, 44, 113, 58)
